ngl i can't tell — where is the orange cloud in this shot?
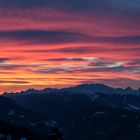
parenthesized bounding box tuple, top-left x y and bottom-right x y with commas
(0, 2, 140, 93)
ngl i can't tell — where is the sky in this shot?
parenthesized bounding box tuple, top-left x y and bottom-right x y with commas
(0, 0, 140, 93)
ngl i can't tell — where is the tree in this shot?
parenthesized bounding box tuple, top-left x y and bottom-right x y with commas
(48, 127, 64, 140)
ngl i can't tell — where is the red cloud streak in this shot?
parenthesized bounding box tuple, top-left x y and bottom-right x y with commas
(0, 7, 140, 93)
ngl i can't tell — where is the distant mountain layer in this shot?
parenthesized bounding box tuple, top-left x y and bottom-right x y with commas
(3, 83, 140, 112)
(3, 84, 140, 140)
(3, 83, 140, 96)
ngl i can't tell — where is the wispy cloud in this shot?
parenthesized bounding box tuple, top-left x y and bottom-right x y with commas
(0, 0, 140, 92)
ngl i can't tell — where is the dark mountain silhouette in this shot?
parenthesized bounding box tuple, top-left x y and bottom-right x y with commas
(4, 83, 140, 96)
(4, 83, 140, 111)
(0, 96, 63, 140)
(2, 83, 140, 140)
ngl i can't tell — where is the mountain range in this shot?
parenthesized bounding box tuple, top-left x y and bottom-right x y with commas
(0, 96, 63, 140)
(2, 83, 140, 140)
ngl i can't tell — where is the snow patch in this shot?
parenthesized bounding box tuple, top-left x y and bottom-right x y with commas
(45, 120, 57, 127)
(20, 138, 27, 140)
(128, 104, 140, 110)
(26, 121, 36, 127)
(137, 124, 140, 128)
(7, 110, 15, 116)
(30, 123, 36, 127)
(122, 114, 128, 117)
(93, 111, 106, 116)
(45, 121, 53, 127)
(90, 94, 99, 102)
(20, 115, 26, 118)
(0, 134, 4, 139)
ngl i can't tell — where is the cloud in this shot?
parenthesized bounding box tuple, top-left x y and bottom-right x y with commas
(32, 67, 73, 74)
(0, 63, 38, 70)
(27, 45, 139, 55)
(0, 80, 30, 84)
(1, 0, 140, 15)
(0, 57, 22, 63)
(0, 0, 139, 37)
(126, 59, 140, 66)
(88, 58, 124, 68)
(0, 58, 11, 63)
(81, 78, 140, 89)
(81, 65, 140, 74)
(43, 57, 97, 62)
(0, 30, 89, 45)
(30, 58, 140, 75)
(0, 30, 140, 45)
(0, 64, 21, 70)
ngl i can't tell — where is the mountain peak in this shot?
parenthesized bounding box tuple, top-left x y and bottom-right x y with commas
(76, 83, 111, 88)
(126, 87, 133, 90)
(75, 83, 113, 91)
